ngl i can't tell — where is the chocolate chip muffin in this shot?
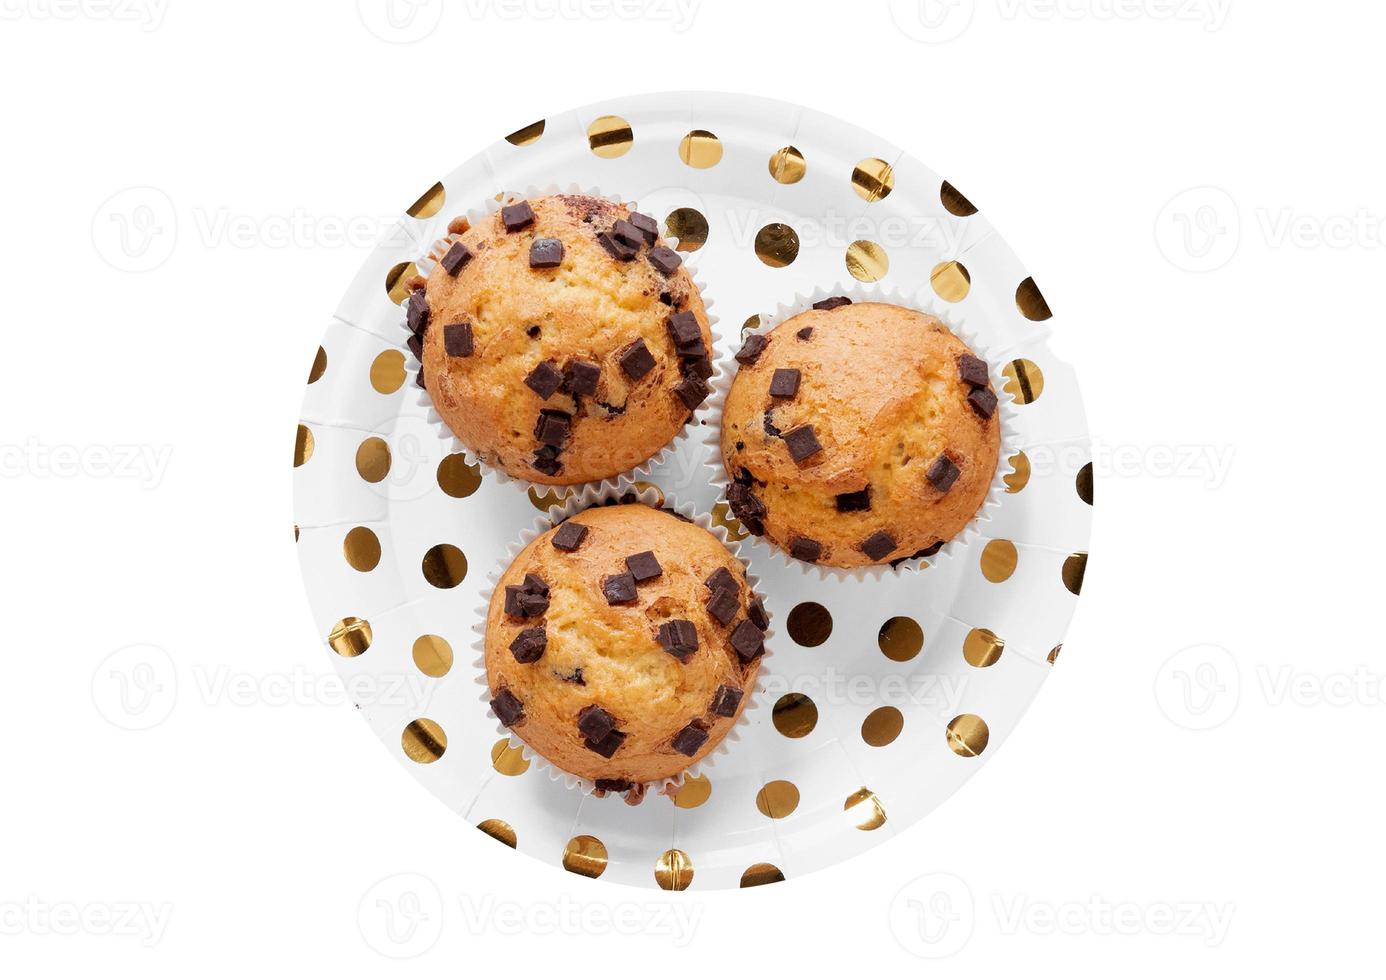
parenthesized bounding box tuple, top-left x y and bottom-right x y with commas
(720, 299, 1001, 569)
(485, 503, 767, 798)
(408, 194, 713, 485)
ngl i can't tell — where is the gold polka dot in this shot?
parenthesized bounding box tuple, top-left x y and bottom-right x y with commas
(768, 145, 805, 184)
(1002, 358, 1044, 404)
(491, 738, 529, 776)
(672, 773, 711, 809)
(654, 849, 693, 891)
(963, 627, 1004, 668)
(755, 780, 800, 819)
(307, 346, 327, 384)
(401, 719, 446, 763)
(504, 119, 545, 146)
(562, 835, 608, 878)
(878, 616, 923, 662)
(846, 239, 888, 282)
(941, 180, 978, 217)
(787, 602, 832, 647)
(385, 261, 418, 304)
(587, 114, 633, 158)
(1016, 277, 1053, 321)
(1004, 451, 1031, 493)
(844, 788, 887, 830)
(862, 706, 904, 747)
(421, 544, 467, 589)
(477, 819, 516, 848)
(327, 617, 372, 657)
(946, 714, 990, 757)
(294, 424, 314, 467)
(851, 158, 895, 202)
(356, 437, 391, 483)
(678, 129, 722, 168)
(343, 526, 382, 572)
(411, 635, 453, 678)
(1063, 552, 1087, 595)
(711, 502, 749, 542)
(772, 693, 818, 738)
(370, 350, 406, 394)
(1047, 644, 1062, 665)
(630, 481, 665, 507)
(528, 486, 567, 512)
(1077, 463, 1094, 504)
(406, 182, 445, 220)
(740, 863, 785, 887)
(931, 260, 971, 302)
(664, 207, 708, 252)
(437, 454, 481, 498)
(980, 540, 1018, 583)
(754, 223, 799, 267)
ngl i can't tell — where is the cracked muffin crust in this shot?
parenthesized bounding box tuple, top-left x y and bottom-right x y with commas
(485, 503, 767, 798)
(720, 300, 1001, 569)
(411, 194, 713, 485)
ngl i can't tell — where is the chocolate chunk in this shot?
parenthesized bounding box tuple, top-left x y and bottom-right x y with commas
(673, 375, 710, 410)
(859, 531, 897, 562)
(504, 584, 549, 619)
(501, 200, 534, 232)
(443, 322, 473, 357)
(594, 777, 632, 792)
(796, 326, 813, 341)
(709, 684, 743, 717)
(836, 488, 871, 512)
(509, 626, 547, 664)
(585, 728, 627, 758)
(551, 521, 588, 552)
(959, 354, 990, 387)
(769, 368, 801, 399)
(524, 361, 563, 399)
(406, 290, 429, 335)
(625, 550, 663, 582)
(729, 619, 765, 661)
(735, 333, 768, 365)
(671, 722, 709, 757)
(789, 535, 822, 563)
(489, 688, 524, 727)
(577, 704, 616, 743)
(612, 218, 645, 248)
(598, 231, 637, 261)
(927, 454, 960, 492)
(666, 311, 704, 355)
(602, 572, 637, 604)
(440, 242, 472, 276)
(525, 324, 541, 339)
(967, 386, 998, 419)
(706, 587, 739, 627)
(705, 567, 739, 595)
(726, 483, 766, 535)
(531, 454, 562, 476)
(657, 619, 699, 659)
(564, 359, 600, 396)
(559, 666, 585, 685)
(763, 410, 782, 439)
(812, 296, 852, 311)
(747, 597, 770, 631)
(416, 366, 426, 389)
(783, 424, 823, 463)
(648, 245, 681, 276)
(533, 409, 571, 448)
(618, 338, 655, 380)
(406, 333, 422, 359)
(521, 573, 549, 597)
(628, 211, 659, 245)
(683, 354, 713, 380)
(529, 237, 564, 268)
(518, 591, 549, 617)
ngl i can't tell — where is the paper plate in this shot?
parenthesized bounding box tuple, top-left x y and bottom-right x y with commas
(293, 90, 1092, 891)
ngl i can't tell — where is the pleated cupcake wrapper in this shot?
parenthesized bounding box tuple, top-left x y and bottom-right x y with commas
(469, 483, 774, 805)
(405, 182, 720, 500)
(699, 281, 1020, 583)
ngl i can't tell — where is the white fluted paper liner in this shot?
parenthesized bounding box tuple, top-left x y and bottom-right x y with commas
(469, 483, 774, 806)
(402, 183, 720, 500)
(699, 281, 1019, 582)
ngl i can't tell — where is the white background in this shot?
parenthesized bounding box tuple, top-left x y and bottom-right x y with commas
(2, 0, 1379, 974)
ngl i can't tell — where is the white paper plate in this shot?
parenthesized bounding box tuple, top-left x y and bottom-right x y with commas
(293, 90, 1092, 891)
